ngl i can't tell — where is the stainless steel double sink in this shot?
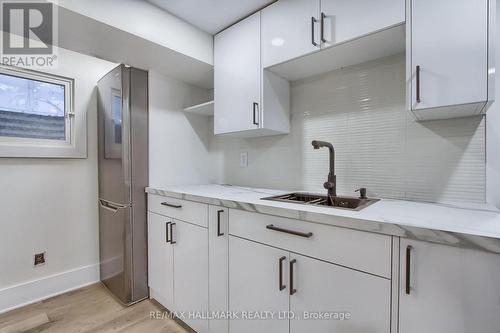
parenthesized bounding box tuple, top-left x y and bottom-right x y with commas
(262, 192, 379, 211)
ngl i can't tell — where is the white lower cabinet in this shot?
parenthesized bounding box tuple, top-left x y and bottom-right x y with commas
(149, 197, 500, 333)
(208, 206, 229, 333)
(147, 212, 174, 310)
(399, 239, 500, 333)
(147, 196, 210, 333)
(228, 236, 391, 333)
(229, 236, 290, 333)
(172, 220, 209, 333)
(289, 253, 391, 333)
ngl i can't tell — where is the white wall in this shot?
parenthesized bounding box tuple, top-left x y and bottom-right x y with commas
(486, 0, 500, 208)
(149, 71, 212, 186)
(210, 54, 486, 204)
(0, 56, 212, 313)
(0, 48, 117, 312)
(53, 0, 214, 65)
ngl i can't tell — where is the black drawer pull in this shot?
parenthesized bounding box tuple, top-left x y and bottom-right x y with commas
(406, 245, 412, 295)
(416, 65, 421, 104)
(320, 12, 327, 43)
(279, 256, 286, 291)
(290, 259, 297, 295)
(311, 16, 318, 46)
(266, 224, 313, 238)
(161, 202, 182, 209)
(165, 222, 171, 244)
(217, 209, 225, 237)
(170, 222, 177, 244)
(253, 102, 259, 126)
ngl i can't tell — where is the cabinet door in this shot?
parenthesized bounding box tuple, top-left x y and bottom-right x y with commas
(400, 239, 500, 333)
(172, 220, 209, 333)
(290, 254, 391, 333)
(320, 0, 404, 47)
(229, 236, 289, 333)
(208, 206, 228, 333)
(261, 0, 321, 68)
(410, 0, 488, 110)
(147, 212, 174, 309)
(214, 12, 261, 135)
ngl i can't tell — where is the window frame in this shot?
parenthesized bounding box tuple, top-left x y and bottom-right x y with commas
(0, 65, 85, 158)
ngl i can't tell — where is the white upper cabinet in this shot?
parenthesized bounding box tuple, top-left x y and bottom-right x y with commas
(261, 0, 321, 68)
(214, 12, 290, 137)
(399, 239, 500, 333)
(261, 0, 404, 68)
(320, 0, 405, 47)
(408, 0, 494, 120)
(214, 12, 261, 135)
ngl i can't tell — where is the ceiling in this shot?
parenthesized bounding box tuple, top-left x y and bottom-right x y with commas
(146, 0, 275, 34)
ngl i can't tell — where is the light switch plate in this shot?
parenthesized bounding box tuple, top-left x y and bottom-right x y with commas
(240, 152, 248, 167)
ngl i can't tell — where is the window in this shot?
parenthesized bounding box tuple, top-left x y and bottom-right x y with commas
(0, 66, 84, 158)
(0, 73, 67, 141)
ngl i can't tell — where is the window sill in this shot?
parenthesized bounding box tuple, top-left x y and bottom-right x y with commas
(0, 139, 87, 159)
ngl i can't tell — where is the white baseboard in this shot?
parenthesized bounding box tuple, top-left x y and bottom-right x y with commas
(100, 255, 123, 280)
(0, 263, 100, 314)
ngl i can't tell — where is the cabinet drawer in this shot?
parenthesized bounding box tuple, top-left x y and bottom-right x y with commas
(229, 209, 391, 278)
(148, 194, 208, 228)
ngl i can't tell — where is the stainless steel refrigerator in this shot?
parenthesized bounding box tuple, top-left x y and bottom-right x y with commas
(97, 65, 148, 305)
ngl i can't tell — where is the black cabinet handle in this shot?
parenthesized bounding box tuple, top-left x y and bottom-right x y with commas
(406, 245, 412, 295)
(279, 256, 286, 291)
(165, 222, 171, 244)
(320, 12, 327, 43)
(290, 259, 297, 295)
(253, 102, 259, 126)
(311, 17, 318, 46)
(266, 224, 313, 238)
(416, 65, 421, 103)
(217, 209, 224, 237)
(161, 202, 182, 209)
(170, 222, 177, 244)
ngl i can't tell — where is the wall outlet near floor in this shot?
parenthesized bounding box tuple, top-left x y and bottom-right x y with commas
(34, 252, 46, 267)
(240, 152, 248, 167)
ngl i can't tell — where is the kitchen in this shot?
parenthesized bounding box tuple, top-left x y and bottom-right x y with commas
(0, 0, 499, 332)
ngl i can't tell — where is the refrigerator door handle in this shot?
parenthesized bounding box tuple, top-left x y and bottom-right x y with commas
(99, 199, 129, 213)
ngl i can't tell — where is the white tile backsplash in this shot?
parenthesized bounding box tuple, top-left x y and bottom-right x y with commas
(209, 54, 486, 204)
(405, 116, 485, 203)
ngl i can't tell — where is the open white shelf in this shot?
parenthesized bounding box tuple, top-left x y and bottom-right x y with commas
(183, 101, 214, 116)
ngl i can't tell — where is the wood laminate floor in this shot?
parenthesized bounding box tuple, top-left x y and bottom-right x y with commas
(0, 284, 193, 333)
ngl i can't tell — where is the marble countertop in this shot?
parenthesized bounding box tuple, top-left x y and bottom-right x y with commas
(146, 184, 500, 253)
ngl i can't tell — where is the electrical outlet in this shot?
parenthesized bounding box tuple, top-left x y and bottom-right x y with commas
(34, 252, 46, 267)
(240, 152, 248, 167)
